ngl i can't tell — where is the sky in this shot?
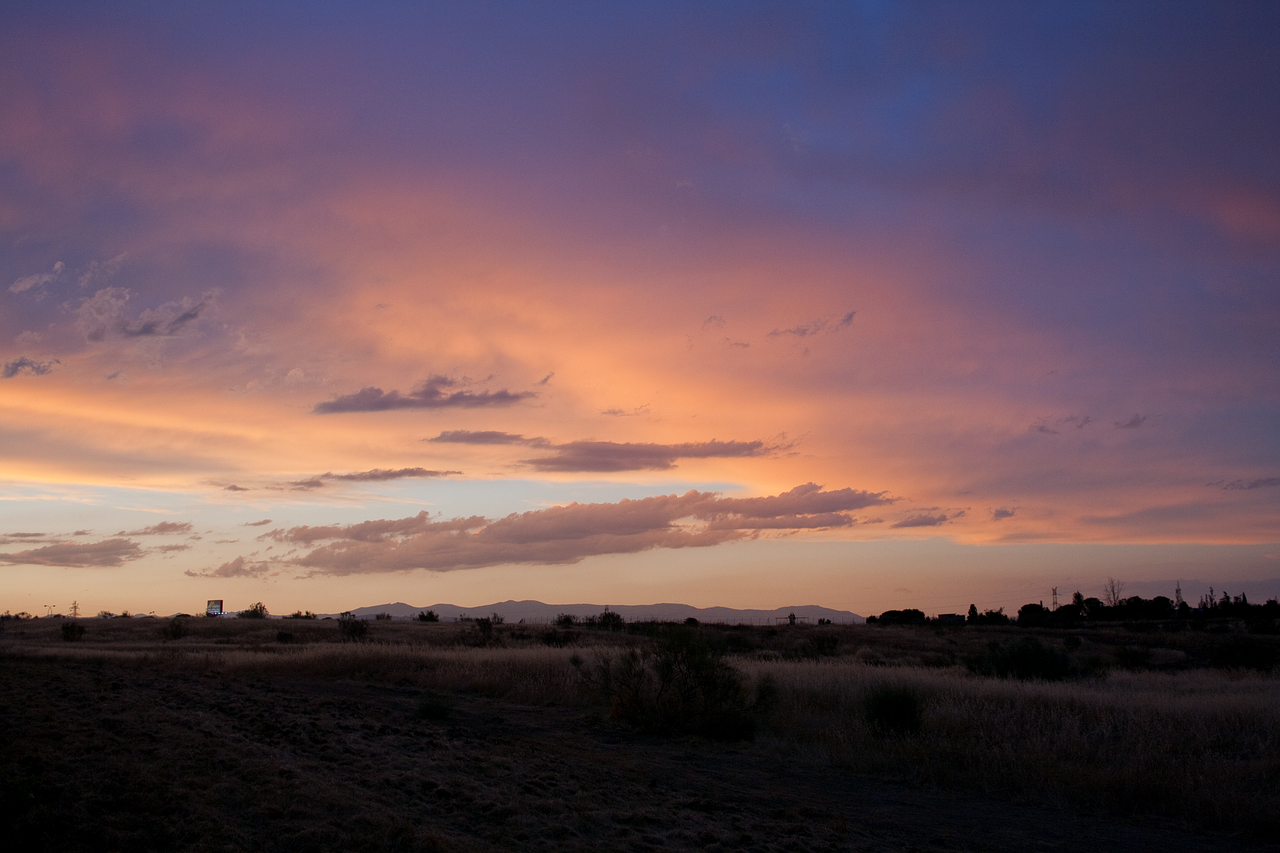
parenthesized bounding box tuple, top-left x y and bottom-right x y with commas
(2, 1, 1278, 618)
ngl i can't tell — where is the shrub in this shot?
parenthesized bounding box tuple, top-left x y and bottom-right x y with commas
(966, 637, 1074, 681)
(160, 617, 187, 640)
(597, 610, 624, 631)
(418, 610, 439, 622)
(338, 612, 368, 641)
(1212, 636, 1278, 672)
(60, 621, 85, 642)
(374, 612, 393, 621)
(288, 610, 317, 619)
(574, 627, 763, 740)
(554, 613, 576, 628)
(540, 628, 575, 647)
(863, 685, 922, 735)
(238, 602, 268, 619)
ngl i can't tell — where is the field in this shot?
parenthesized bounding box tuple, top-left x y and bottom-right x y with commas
(2, 615, 1278, 852)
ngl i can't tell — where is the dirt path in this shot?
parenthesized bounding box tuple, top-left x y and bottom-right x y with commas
(1, 656, 1269, 852)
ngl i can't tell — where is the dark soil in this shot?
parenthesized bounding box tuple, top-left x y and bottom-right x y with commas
(1, 654, 1270, 853)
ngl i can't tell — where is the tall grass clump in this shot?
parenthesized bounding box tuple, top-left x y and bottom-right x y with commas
(573, 627, 770, 740)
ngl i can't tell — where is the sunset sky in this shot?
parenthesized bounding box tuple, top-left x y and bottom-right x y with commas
(2, 2, 1278, 618)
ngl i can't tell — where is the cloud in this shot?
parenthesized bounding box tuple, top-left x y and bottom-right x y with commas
(326, 467, 460, 482)
(120, 521, 193, 536)
(2, 356, 60, 378)
(244, 519, 273, 526)
(223, 484, 250, 491)
(525, 439, 767, 473)
(1221, 477, 1280, 491)
(185, 556, 270, 578)
(9, 261, 64, 294)
(1031, 424, 1060, 435)
(428, 431, 771, 472)
(1114, 414, 1147, 429)
(314, 375, 534, 414)
(601, 405, 649, 417)
(0, 538, 144, 567)
(891, 513, 951, 528)
(288, 468, 462, 489)
(427, 430, 547, 446)
(76, 287, 218, 341)
(992, 508, 1016, 520)
(767, 310, 855, 339)
(240, 483, 892, 575)
(77, 253, 128, 289)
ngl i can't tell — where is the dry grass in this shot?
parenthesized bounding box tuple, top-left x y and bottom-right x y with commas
(5, 617, 1279, 839)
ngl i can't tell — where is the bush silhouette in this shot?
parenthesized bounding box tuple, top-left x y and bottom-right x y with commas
(338, 612, 368, 641)
(237, 602, 268, 619)
(574, 627, 763, 740)
(60, 621, 85, 642)
(417, 610, 439, 622)
(863, 685, 922, 735)
(966, 637, 1073, 681)
(1212, 636, 1277, 672)
(160, 617, 187, 640)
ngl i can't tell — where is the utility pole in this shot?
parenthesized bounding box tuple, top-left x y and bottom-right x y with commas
(1175, 582, 1183, 608)
(1051, 588, 1059, 610)
(70, 600, 80, 619)
(44, 604, 57, 617)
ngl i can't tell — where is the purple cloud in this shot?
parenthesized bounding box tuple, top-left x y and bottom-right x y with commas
(2, 356, 60, 378)
(314, 375, 534, 414)
(0, 538, 144, 567)
(236, 483, 891, 575)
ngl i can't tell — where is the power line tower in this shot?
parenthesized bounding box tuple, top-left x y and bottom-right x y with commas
(1051, 588, 1059, 610)
(70, 600, 80, 619)
(1174, 581, 1183, 608)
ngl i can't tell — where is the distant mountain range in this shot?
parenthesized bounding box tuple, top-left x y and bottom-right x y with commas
(340, 600, 864, 624)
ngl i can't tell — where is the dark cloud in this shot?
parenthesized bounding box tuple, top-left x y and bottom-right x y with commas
(767, 310, 855, 339)
(1222, 477, 1280, 491)
(244, 519, 273, 526)
(429, 431, 771, 472)
(0, 538, 144, 567)
(601, 405, 649, 417)
(243, 483, 891, 575)
(327, 468, 460, 482)
(992, 508, 1016, 520)
(891, 513, 951, 529)
(76, 287, 217, 341)
(427, 430, 545, 446)
(290, 478, 326, 490)
(525, 439, 767, 473)
(537, 373, 555, 385)
(185, 556, 269, 578)
(314, 375, 533, 414)
(1031, 424, 1060, 435)
(1114, 414, 1147, 429)
(157, 543, 191, 553)
(223, 484, 250, 491)
(120, 521, 193, 536)
(2, 356, 60, 378)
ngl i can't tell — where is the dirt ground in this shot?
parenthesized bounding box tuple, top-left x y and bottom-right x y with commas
(2, 653, 1272, 853)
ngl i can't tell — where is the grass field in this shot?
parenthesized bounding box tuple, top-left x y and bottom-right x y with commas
(2, 614, 1277, 851)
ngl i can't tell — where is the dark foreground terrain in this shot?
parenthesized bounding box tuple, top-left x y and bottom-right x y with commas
(0, 656, 1269, 852)
(3, 615, 1279, 851)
